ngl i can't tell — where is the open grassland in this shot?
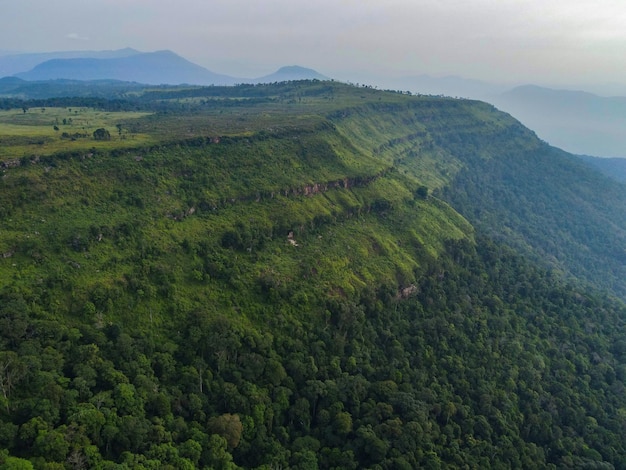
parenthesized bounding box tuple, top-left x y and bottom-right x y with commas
(0, 107, 153, 159)
(124, 81, 430, 139)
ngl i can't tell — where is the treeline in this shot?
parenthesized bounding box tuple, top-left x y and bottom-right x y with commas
(0, 97, 139, 112)
(0, 94, 284, 115)
(0, 79, 333, 113)
(2, 237, 626, 468)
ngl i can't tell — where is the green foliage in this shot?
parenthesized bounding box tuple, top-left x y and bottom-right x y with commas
(439, 142, 626, 297)
(0, 453, 34, 470)
(207, 414, 244, 450)
(92, 127, 111, 141)
(0, 107, 151, 158)
(1, 80, 626, 468)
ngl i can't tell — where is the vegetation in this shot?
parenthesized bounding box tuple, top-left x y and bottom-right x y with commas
(438, 140, 626, 297)
(1, 80, 626, 468)
(579, 155, 626, 183)
(0, 107, 152, 158)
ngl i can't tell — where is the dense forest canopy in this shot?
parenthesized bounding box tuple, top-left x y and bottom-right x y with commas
(1, 80, 626, 469)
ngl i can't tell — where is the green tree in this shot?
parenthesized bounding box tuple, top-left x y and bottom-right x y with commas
(334, 411, 353, 435)
(204, 434, 238, 470)
(0, 352, 26, 413)
(0, 456, 34, 470)
(207, 414, 243, 450)
(93, 128, 111, 141)
(33, 427, 70, 463)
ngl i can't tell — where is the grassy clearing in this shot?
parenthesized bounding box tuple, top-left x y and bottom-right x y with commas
(0, 107, 153, 159)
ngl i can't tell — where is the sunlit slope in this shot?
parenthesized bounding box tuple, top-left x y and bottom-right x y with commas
(3, 81, 625, 331)
(0, 95, 474, 329)
(318, 86, 626, 299)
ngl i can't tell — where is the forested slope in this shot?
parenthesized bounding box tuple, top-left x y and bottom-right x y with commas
(438, 135, 626, 297)
(579, 155, 626, 183)
(1, 81, 626, 468)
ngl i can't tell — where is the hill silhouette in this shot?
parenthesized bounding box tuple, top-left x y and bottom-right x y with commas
(254, 65, 328, 83)
(0, 47, 140, 77)
(10, 50, 330, 87)
(493, 85, 626, 157)
(15, 50, 238, 85)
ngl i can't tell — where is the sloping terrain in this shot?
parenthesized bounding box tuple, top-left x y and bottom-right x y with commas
(1, 81, 626, 468)
(436, 124, 626, 297)
(579, 155, 626, 183)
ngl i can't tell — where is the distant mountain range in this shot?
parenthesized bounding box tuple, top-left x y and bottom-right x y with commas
(0, 49, 327, 86)
(491, 85, 626, 158)
(0, 48, 140, 78)
(14, 50, 237, 85)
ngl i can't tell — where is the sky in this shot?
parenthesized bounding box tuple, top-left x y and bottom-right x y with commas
(2, 0, 626, 91)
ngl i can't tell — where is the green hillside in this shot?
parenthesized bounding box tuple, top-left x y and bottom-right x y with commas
(439, 136, 626, 297)
(1, 81, 626, 469)
(579, 155, 626, 183)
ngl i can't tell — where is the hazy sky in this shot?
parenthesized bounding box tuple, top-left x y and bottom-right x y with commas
(2, 0, 626, 88)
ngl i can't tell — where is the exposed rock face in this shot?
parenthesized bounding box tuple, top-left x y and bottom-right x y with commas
(397, 284, 418, 299)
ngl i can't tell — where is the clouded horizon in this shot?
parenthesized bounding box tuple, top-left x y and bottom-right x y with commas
(3, 0, 626, 93)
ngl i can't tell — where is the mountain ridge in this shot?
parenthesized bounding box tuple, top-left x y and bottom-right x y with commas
(6, 49, 329, 86)
(1, 81, 626, 468)
(0, 47, 141, 77)
(15, 50, 238, 85)
(377, 76, 626, 158)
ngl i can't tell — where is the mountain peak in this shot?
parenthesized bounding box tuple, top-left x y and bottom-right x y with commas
(254, 65, 328, 83)
(14, 50, 238, 85)
(276, 65, 316, 73)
